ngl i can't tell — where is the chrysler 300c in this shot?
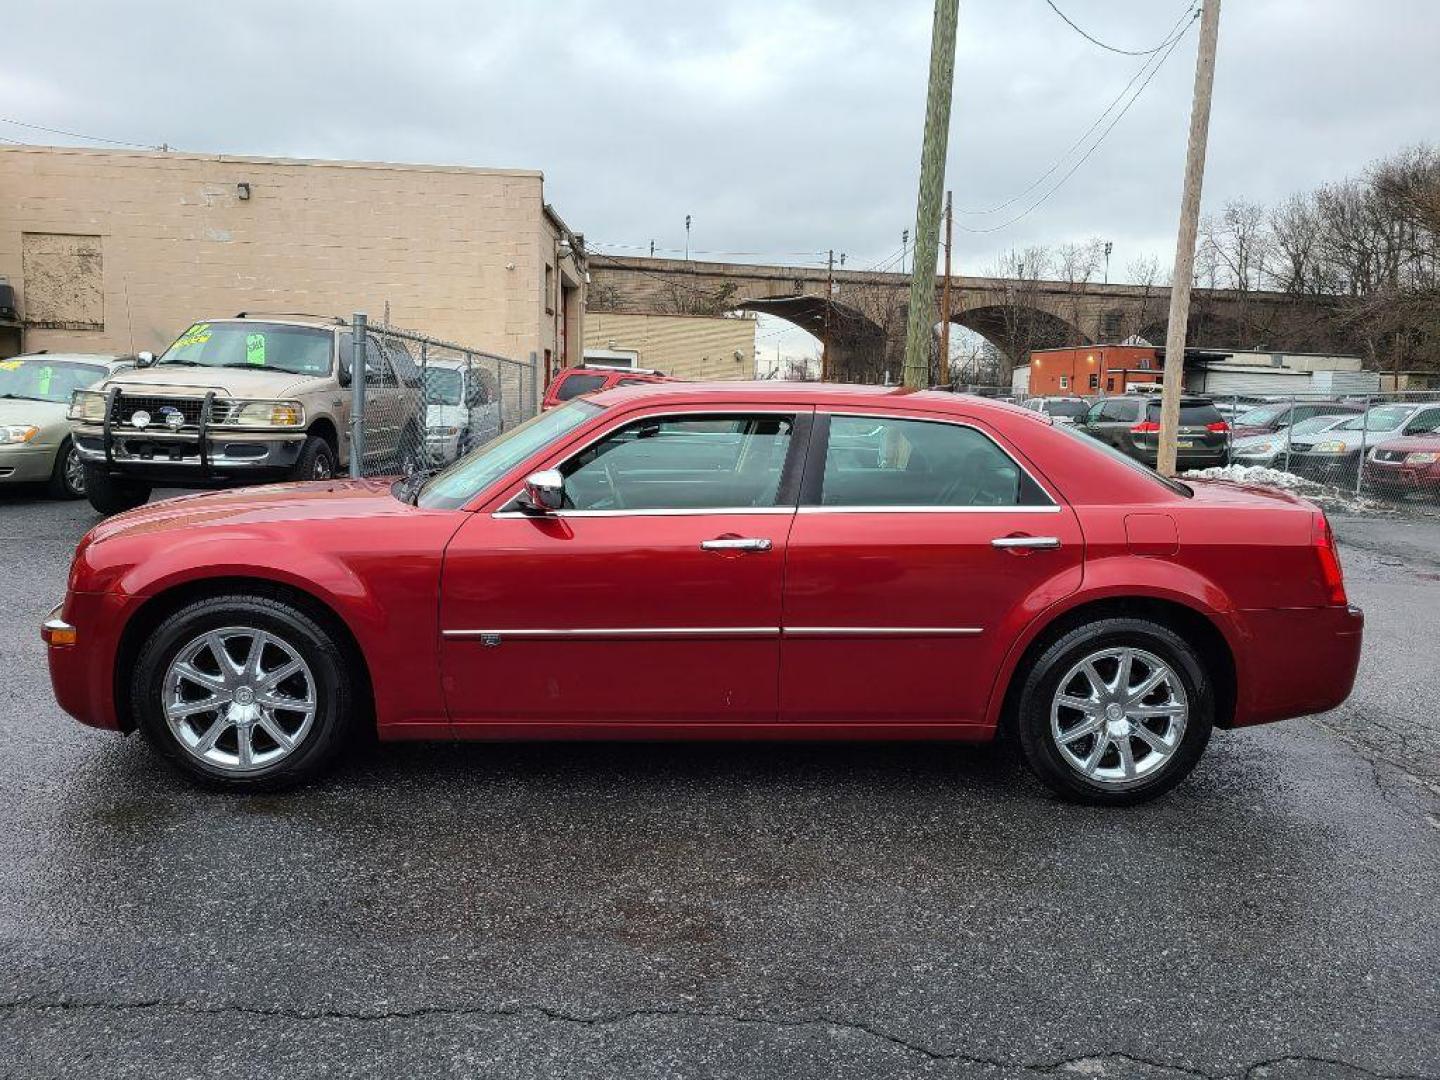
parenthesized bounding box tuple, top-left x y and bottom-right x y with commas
(44, 383, 1363, 804)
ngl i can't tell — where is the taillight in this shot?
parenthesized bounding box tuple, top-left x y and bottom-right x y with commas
(1130, 421, 1160, 433)
(1313, 512, 1347, 606)
(1206, 421, 1230, 433)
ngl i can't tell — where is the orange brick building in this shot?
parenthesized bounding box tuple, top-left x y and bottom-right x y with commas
(1022, 345, 1162, 396)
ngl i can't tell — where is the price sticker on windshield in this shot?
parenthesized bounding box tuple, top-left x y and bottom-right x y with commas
(173, 323, 213, 350)
(246, 333, 267, 366)
(0, 360, 22, 371)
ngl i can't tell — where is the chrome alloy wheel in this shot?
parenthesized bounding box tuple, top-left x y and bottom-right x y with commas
(162, 627, 317, 773)
(65, 445, 87, 494)
(1050, 646, 1189, 787)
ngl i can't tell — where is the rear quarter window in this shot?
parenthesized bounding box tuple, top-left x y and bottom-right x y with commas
(555, 373, 609, 401)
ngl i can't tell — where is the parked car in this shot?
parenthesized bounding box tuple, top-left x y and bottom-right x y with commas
(1022, 396, 1089, 424)
(1229, 400, 1363, 439)
(1075, 395, 1230, 470)
(541, 363, 674, 410)
(1231, 413, 1357, 469)
(1362, 426, 1440, 498)
(423, 358, 501, 464)
(45, 383, 1363, 806)
(68, 316, 426, 515)
(0, 353, 134, 498)
(1285, 402, 1440, 486)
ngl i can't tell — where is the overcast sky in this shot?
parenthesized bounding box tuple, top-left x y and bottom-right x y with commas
(5, 0, 1437, 358)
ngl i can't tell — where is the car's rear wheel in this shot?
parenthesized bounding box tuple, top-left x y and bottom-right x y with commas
(83, 465, 151, 515)
(131, 595, 357, 790)
(1015, 618, 1213, 805)
(47, 438, 86, 499)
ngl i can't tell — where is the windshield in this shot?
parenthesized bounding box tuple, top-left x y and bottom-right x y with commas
(416, 400, 603, 510)
(1059, 422, 1192, 497)
(0, 357, 108, 403)
(1234, 404, 1287, 426)
(1338, 406, 1411, 432)
(1289, 414, 1349, 436)
(424, 367, 463, 406)
(159, 322, 333, 377)
(1043, 399, 1088, 418)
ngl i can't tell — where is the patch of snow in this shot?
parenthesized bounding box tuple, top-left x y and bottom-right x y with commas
(1182, 465, 1397, 516)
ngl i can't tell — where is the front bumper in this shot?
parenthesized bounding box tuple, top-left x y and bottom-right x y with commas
(73, 425, 305, 483)
(0, 444, 60, 484)
(45, 592, 135, 731)
(1362, 459, 1440, 495)
(1287, 450, 1360, 483)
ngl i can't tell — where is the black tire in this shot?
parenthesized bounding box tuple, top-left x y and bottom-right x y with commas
(131, 594, 358, 791)
(290, 434, 338, 481)
(84, 465, 151, 515)
(1014, 617, 1214, 806)
(47, 438, 86, 499)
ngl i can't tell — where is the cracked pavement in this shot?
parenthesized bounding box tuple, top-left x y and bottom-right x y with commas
(1, 491, 1437, 1079)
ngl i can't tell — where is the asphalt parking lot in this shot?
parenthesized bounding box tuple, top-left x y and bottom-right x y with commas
(0, 489, 1437, 1080)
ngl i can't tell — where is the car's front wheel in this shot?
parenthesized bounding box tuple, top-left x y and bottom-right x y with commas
(83, 465, 151, 515)
(290, 435, 338, 482)
(1014, 617, 1214, 805)
(131, 594, 358, 789)
(48, 438, 87, 499)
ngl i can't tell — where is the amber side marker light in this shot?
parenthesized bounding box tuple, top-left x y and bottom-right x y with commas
(41, 613, 77, 647)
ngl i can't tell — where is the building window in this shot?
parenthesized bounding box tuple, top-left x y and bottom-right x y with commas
(1138, 358, 1151, 370)
(544, 264, 555, 315)
(1058, 376, 1069, 389)
(1089, 373, 1099, 390)
(1106, 376, 1116, 391)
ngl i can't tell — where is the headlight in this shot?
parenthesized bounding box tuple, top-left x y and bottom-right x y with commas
(0, 425, 39, 445)
(226, 401, 305, 427)
(1313, 440, 1349, 453)
(70, 390, 109, 423)
(1242, 442, 1274, 455)
(1406, 452, 1439, 466)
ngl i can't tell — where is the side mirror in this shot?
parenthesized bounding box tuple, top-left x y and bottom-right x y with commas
(337, 358, 352, 388)
(520, 469, 564, 513)
(136, 351, 157, 368)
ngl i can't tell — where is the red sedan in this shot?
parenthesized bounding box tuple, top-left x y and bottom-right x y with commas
(43, 383, 1364, 805)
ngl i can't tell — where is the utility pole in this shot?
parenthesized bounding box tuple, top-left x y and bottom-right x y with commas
(684, 215, 692, 260)
(901, 229, 910, 274)
(821, 249, 835, 381)
(1103, 240, 1113, 285)
(901, 0, 959, 389)
(649, 239, 655, 257)
(940, 190, 954, 387)
(1157, 0, 1221, 476)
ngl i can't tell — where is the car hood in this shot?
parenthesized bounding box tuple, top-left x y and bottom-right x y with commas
(426, 403, 466, 426)
(1371, 432, 1440, 453)
(99, 365, 331, 399)
(0, 397, 67, 427)
(84, 479, 414, 546)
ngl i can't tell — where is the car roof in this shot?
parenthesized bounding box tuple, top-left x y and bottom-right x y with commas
(583, 380, 1043, 418)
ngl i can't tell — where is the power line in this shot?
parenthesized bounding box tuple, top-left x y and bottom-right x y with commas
(958, 1, 1197, 216)
(1043, 0, 1192, 56)
(0, 114, 165, 151)
(955, 13, 1197, 236)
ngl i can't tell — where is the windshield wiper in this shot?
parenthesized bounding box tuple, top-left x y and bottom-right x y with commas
(0, 392, 46, 401)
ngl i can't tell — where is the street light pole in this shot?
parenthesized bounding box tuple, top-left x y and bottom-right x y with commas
(684, 215, 691, 261)
(821, 248, 835, 381)
(1157, 0, 1221, 477)
(901, 0, 960, 389)
(941, 190, 954, 388)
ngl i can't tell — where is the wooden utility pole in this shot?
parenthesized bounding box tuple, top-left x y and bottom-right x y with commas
(940, 190, 954, 387)
(821, 248, 835, 381)
(1157, 0, 1221, 476)
(901, 0, 959, 389)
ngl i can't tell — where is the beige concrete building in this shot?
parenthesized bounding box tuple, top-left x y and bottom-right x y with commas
(0, 145, 585, 374)
(583, 311, 756, 380)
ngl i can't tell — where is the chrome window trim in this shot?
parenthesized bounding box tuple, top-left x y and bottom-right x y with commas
(796, 504, 1062, 515)
(490, 405, 806, 519)
(814, 410, 1061, 510)
(784, 626, 982, 637)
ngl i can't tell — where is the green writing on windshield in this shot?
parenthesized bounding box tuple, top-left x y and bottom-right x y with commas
(246, 333, 267, 366)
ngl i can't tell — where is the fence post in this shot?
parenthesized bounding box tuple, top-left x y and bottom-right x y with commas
(349, 312, 368, 478)
(1282, 395, 1296, 475)
(529, 351, 539, 418)
(1355, 394, 1371, 496)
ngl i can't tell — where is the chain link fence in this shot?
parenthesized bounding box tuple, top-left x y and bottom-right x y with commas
(346, 313, 538, 480)
(1005, 387, 1440, 516)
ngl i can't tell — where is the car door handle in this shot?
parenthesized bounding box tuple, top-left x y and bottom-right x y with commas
(991, 535, 1061, 550)
(701, 537, 773, 553)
